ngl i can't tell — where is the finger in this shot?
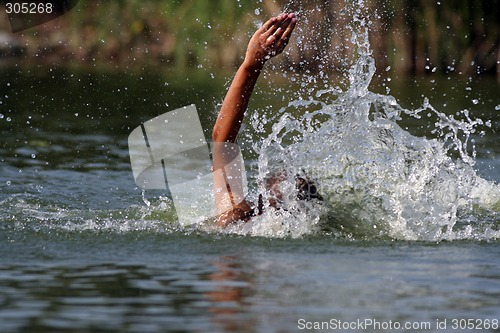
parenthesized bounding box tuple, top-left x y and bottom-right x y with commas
(263, 13, 287, 37)
(265, 13, 295, 40)
(280, 15, 297, 41)
(261, 16, 277, 32)
(265, 34, 277, 47)
(275, 16, 296, 51)
(271, 16, 293, 40)
(265, 21, 289, 46)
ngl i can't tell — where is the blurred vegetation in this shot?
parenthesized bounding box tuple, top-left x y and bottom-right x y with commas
(0, 0, 498, 77)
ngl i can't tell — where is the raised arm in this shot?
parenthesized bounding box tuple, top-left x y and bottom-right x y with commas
(212, 13, 297, 143)
(211, 13, 296, 227)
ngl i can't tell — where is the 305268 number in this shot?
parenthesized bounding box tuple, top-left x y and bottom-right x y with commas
(5, 2, 53, 14)
(451, 319, 499, 330)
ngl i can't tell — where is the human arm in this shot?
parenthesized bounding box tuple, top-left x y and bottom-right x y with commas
(212, 13, 296, 226)
(212, 13, 297, 143)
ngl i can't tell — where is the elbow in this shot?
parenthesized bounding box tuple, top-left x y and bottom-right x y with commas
(212, 125, 235, 143)
(212, 126, 220, 142)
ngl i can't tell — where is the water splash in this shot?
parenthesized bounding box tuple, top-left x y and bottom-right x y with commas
(0, 194, 181, 235)
(238, 1, 500, 240)
(3, 1, 497, 241)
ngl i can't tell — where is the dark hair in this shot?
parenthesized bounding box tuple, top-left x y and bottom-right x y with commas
(295, 175, 323, 201)
(260, 171, 323, 213)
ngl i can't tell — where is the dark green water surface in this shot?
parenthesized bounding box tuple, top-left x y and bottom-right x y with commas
(1, 67, 499, 332)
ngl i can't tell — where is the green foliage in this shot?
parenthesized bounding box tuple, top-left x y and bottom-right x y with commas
(3, 0, 498, 76)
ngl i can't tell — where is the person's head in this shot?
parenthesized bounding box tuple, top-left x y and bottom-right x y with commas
(264, 171, 323, 209)
(295, 175, 323, 201)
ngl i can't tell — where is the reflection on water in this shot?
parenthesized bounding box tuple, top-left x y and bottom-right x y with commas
(0, 255, 255, 332)
(1, 236, 500, 333)
(204, 256, 254, 332)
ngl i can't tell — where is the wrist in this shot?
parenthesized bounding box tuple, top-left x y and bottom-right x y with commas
(242, 57, 265, 73)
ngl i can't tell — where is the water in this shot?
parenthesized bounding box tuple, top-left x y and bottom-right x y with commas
(2, 235, 500, 332)
(2, 2, 500, 332)
(238, 8, 500, 241)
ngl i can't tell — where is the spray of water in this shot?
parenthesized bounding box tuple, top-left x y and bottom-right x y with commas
(3, 1, 497, 241)
(228, 0, 500, 240)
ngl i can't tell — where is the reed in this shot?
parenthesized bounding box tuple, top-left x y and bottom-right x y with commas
(1, 0, 497, 77)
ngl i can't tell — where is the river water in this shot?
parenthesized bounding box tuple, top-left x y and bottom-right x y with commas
(2, 5, 500, 333)
(1, 63, 499, 332)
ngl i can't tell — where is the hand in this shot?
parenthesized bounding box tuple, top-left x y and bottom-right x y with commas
(244, 13, 297, 68)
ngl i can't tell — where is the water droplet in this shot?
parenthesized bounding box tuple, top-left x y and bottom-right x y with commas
(495, 105, 500, 111)
(6, 181, 11, 186)
(141, 189, 151, 207)
(31, 153, 36, 159)
(254, 8, 261, 15)
(472, 99, 479, 105)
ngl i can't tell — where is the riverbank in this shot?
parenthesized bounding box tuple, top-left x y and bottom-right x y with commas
(0, 1, 498, 78)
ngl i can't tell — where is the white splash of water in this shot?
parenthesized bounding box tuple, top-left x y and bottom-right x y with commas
(237, 1, 500, 240)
